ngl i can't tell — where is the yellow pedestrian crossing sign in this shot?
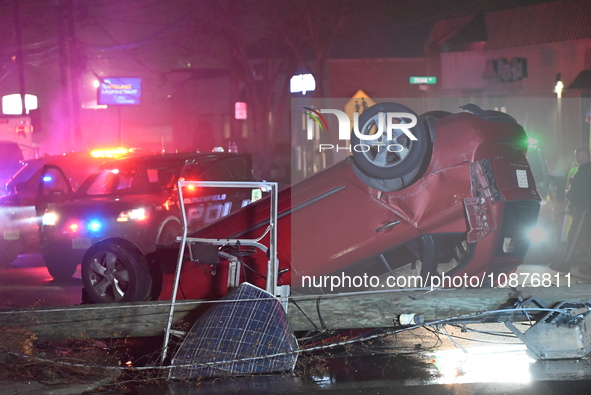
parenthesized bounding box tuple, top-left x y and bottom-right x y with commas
(344, 90, 376, 124)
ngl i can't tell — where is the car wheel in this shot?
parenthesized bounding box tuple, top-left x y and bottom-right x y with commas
(157, 222, 182, 246)
(44, 252, 78, 280)
(419, 110, 452, 121)
(419, 110, 452, 140)
(81, 241, 152, 303)
(351, 102, 429, 180)
(0, 241, 21, 267)
(352, 160, 422, 192)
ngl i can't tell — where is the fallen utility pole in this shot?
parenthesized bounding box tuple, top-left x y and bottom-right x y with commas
(286, 284, 590, 331)
(0, 284, 590, 340)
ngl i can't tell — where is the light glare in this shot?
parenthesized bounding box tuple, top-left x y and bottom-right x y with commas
(42, 212, 58, 226)
(88, 221, 101, 232)
(527, 226, 548, 243)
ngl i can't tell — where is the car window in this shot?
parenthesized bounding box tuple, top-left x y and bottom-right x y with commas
(199, 157, 253, 181)
(86, 169, 137, 195)
(79, 154, 252, 196)
(12, 167, 42, 195)
(5, 155, 106, 195)
(56, 156, 106, 191)
(41, 167, 70, 195)
(181, 163, 205, 181)
(84, 166, 176, 196)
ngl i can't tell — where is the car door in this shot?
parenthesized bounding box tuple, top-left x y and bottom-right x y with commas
(35, 165, 75, 217)
(289, 162, 422, 282)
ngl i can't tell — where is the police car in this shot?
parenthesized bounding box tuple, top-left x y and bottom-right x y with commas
(39, 152, 259, 303)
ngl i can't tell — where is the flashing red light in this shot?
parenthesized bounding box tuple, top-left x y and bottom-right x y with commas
(90, 147, 132, 158)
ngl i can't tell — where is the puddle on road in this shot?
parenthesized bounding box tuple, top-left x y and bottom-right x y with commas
(121, 324, 591, 394)
(135, 351, 441, 394)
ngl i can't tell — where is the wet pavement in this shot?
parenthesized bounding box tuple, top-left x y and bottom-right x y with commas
(130, 324, 591, 394)
(4, 254, 591, 394)
(126, 256, 591, 394)
(0, 253, 82, 308)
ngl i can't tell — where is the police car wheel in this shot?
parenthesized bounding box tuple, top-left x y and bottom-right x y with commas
(157, 222, 182, 246)
(81, 241, 152, 303)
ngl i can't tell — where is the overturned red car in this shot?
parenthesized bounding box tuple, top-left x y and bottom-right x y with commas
(83, 103, 542, 303)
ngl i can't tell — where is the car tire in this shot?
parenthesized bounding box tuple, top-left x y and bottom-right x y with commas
(351, 102, 429, 180)
(0, 241, 21, 267)
(352, 161, 421, 192)
(419, 110, 452, 140)
(81, 240, 153, 303)
(157, 222, 182, 246)
(419, 110, 452, 121)
(44, 252, 78, 280)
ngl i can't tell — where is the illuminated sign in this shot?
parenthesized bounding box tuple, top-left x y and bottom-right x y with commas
(97, 77, 142, 105)
(290, 74, 316, 95)
(235, 102, 247, 119)
(409, 76, 437, 84)
(2, 94, 38, 114)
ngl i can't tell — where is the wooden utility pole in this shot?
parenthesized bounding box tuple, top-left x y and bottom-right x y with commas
(54, 0, 81, 150)
(66, 0, 82, 149)
(55, 0, 73, 148)
(1, 284, 590, 340)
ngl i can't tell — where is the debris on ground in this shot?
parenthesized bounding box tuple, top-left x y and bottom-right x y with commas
(0, 326, 122, 394)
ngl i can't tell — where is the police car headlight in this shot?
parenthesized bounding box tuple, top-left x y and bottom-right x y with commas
(117, 208, 148, 222)
(42, 212, 58, 226)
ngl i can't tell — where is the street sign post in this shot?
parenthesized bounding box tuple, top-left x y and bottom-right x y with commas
(410, 76, 437, 84)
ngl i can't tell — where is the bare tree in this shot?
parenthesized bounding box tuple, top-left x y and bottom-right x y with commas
(172, 0, 372, 179)
(169, 1, 296, 178)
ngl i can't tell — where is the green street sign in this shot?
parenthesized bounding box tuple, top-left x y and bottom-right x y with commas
(410, 76, 437, 84)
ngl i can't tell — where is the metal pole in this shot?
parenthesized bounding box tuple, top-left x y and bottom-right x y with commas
(266, 183, 278, 296)
(161, 178, 189, 363)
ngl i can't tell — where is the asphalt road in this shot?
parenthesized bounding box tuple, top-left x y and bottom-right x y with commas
(4, 252, 591, 394)
(0, 253, 82, 309)
(0, 245, 586, 309)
